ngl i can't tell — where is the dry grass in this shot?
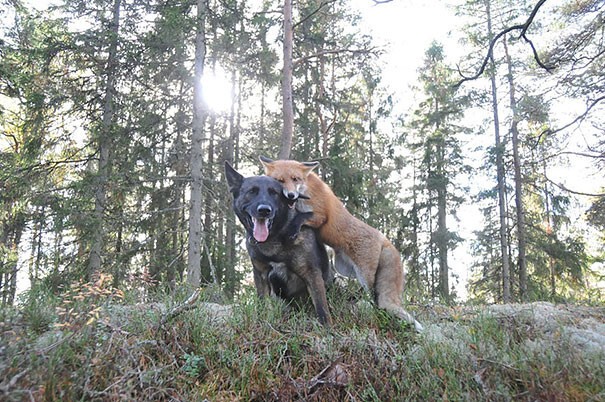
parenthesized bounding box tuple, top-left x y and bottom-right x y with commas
(1, 281, 604, 401)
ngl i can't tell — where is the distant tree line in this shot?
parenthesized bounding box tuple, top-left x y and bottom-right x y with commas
(1, 0, 603, 306)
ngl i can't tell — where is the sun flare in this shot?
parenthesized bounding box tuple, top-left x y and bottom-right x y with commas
(201, 67, 233, 114)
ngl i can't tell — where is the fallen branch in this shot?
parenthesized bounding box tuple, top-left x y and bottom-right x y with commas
(160, 288, 201, 327)
(0, 369, 29, 394)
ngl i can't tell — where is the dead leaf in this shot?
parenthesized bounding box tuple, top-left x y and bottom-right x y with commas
(310, 362, 350, 390)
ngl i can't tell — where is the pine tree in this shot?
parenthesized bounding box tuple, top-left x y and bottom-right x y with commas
(406, 42, 470, 304)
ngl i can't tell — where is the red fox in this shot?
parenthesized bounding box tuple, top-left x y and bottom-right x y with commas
(260, 156, 423, 331)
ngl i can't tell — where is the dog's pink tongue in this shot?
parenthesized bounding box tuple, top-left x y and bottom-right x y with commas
(252, 218, 269, 242)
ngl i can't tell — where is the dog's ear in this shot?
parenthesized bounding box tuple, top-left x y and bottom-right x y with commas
(259, 155, 274, 164)
(302, 161, 320, 175)
(224, 161, 243, 195)
(259, 155, 274, 172)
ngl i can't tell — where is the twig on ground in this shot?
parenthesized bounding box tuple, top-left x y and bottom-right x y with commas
(159, 288, 202, 327)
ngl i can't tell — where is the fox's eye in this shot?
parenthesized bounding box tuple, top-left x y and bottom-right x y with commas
(292, 177, 299, 183)
(278, 178, 285, 183)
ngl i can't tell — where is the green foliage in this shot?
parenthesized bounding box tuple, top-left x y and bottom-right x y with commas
(587, 194, 605, 232)
(17, 282, 60, 334)
(404, 41, 471, 303)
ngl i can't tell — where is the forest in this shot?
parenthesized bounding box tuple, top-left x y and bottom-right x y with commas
(2, 0, 603, 306)
(1, 0, 604, 400)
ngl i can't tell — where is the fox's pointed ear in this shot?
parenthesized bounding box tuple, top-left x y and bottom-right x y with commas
(302, 161, 320, 175)
(224, 161, 243, 195)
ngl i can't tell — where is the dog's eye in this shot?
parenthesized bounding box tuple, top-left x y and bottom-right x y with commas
(268, 188, 279, 197)
(247, 187, 258, 195)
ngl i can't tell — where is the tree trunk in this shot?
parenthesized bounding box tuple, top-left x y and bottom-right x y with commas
(433, 90, 449, 303)
(314, 55, 329, 159)
(503, 35, 528, 301)
(279, 0, 294, 159)
(89, 0, 121, 280)
(29, 205, 44, 287)
(201, 88, 215, 285)
(542, 150, 556, 299)
(224, 69, 238, 297)
(436, 138, 449, 304)
(187, 0, 208, 288)
(172, 105, 188, 287)
(486, 0, 511, 303)
(410, 155, 421, 300)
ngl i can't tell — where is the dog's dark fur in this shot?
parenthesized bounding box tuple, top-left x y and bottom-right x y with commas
(225, 162, 333, 326)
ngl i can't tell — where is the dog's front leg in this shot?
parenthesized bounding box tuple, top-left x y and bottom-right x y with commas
(251, 260, 271, 298)
(303, 269, 332, 327)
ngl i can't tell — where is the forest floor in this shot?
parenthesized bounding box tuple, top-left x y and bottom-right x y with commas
(1, 284, 604, 401)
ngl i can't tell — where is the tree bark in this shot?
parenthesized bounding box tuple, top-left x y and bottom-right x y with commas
(542, 149, 556, 299)
(224, 69, 238, 297)
(433, 82, 449, 303)
(187, 0, 208, 288)
(436, 137, 449, 304)
(279, 0, 294, 159)
(89, 0, 121, 280)
(486, 0, 511, 303)
(503, 35, 528, 301)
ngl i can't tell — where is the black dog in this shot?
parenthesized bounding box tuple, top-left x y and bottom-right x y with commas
(225, 161, 333, 326)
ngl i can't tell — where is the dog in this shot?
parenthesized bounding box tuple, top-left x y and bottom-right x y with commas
(225, 161, 333, 326)
(260, 156, 423, 332)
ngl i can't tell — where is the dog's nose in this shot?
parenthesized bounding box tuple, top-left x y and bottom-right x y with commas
(257, 204, 272, 217)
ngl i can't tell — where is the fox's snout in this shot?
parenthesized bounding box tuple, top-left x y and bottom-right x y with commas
(283, 189, 299, 201)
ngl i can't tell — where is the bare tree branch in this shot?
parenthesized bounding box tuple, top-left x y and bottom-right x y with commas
(519, 0, 545, 37)
(294, 0, 337, 29)
(544, 173, 605, 197)
(455, 0, 554, 88)
(455, 25, 523, 87)
(521, 33, 553, 71)
(543, 150, 605, 161)
(293, 47, 378, 68)
(535, 95, 605, 144)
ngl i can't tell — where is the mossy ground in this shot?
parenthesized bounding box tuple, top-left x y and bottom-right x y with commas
(1, 281, 604, 401)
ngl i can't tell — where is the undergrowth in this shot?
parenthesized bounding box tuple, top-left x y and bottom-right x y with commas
(1, 279, 603, 401)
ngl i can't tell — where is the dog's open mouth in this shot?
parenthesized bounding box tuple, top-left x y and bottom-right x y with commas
(252, 217, 272, 242)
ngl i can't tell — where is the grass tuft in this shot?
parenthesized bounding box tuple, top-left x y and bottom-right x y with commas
(1, 283, 603, 401)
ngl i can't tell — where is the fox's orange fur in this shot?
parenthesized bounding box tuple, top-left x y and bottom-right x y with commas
(261, 157, 423, 331)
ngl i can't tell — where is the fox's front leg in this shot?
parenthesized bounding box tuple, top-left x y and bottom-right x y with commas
(283, 211, 314, 243)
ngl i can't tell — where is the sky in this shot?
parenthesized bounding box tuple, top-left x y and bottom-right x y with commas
(355, 0, 462, 112)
